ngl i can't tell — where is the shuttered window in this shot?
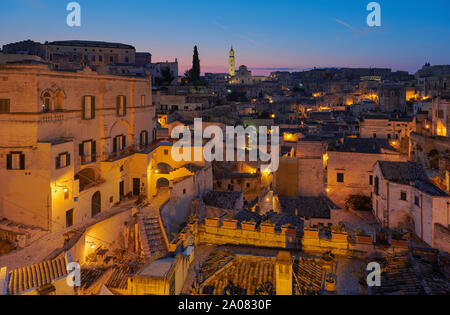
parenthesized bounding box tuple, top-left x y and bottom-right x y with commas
(113, 135, 126, 152)
(56, 152, 71, 169)
(79, 140, 96, 164)
(140, 131, 148, 146)
(0, 99, 10, 113)
(82, 96, 95, 120)
(6, 152, 25, 170)
(116, 95, 126, 117)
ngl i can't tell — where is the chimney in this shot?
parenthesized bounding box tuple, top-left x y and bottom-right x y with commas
(276, 251, 293, 295)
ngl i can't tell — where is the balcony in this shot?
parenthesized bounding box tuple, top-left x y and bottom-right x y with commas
(79, 155, 98, 166)
(39, 112, 65, 123)
(104, 146, 138, 162)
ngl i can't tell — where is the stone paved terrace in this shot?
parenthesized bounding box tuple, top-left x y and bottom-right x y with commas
(0, 199, 138, 270)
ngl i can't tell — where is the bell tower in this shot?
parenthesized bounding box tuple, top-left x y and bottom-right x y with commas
(229, 46, 235, 76)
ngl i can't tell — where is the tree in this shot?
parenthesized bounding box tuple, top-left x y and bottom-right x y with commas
(191, 45, 200, 81)
(184, 46, 204, 86)
(155, 67, 174, 86)
(184, 69, 193, 83)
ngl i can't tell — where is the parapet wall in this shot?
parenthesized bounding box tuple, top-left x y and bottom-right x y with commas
(197, 225, 297, 249)
(196, 219, 412, 256)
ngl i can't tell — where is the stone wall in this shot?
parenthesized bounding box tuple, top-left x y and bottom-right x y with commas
(433, 224, 450, 254)
(197, 225, 296, 249)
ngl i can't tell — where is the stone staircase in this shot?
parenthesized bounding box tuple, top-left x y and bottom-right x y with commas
(138, 215, 168, 259)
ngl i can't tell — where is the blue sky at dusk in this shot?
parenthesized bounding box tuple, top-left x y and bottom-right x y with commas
(1, 0, 449, 75)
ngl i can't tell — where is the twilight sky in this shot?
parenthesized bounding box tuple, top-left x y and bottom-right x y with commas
(1, 0, 450, 75)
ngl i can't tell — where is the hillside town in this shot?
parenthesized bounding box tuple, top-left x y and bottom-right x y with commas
(0, 39, 449, 296)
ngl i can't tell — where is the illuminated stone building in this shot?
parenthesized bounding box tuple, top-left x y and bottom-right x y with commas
(432, 95, 450, 137)
(228, 46, 235, 77)
(0, 63, 155, 231)
(372, 161, 449, 252)
(326, 138, 406, 207)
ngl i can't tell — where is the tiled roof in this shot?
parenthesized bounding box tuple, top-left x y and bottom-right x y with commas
(79, 268, 106, 291)
(48, 40, 135, 50)
(332, 138, 396, 154)
(278, 197, 332, 219)
(106, 264, 140, 290)
(201, 255, 276, 295)
(378, 161, 428, 185)
(371, 254, 450, 295)
(203, 191, 242, 210)
(377, 161, 448, 196)
(293, 258, 324, 295)
(7, 254, 69, 295)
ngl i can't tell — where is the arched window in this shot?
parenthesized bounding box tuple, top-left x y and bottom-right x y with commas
(42, 92, 52, 112)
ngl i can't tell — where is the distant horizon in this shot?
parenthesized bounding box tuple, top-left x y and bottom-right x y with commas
(1, 0, 450, 76)
(1, 37, 436, 77)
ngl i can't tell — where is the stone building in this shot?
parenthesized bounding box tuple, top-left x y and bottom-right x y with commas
(276, 138, 327, 197)
(0, 63, 155, 231)
(432, 95, 450, 137)
(229, 65, 267, 85)
(378, 83, 406, 113)
(359, 114, 414, 140)
(327, 138, 407, 207)
(45, 40, 136, 69)
(2, 40, 154, 75)
(149, 59, 179, 86)
(2, 40, 47, 60)
(372, 161, 449, 252)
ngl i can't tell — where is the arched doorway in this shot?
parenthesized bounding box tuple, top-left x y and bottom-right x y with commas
(91, 191, 101, 218)
(157, 163, 173, 174)
(156, 178, 170, 189)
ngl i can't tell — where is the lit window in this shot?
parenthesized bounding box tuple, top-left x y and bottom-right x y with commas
(141, 95, 145, 106)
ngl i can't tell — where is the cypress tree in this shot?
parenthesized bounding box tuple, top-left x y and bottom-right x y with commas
(191, 45, 200, 82)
